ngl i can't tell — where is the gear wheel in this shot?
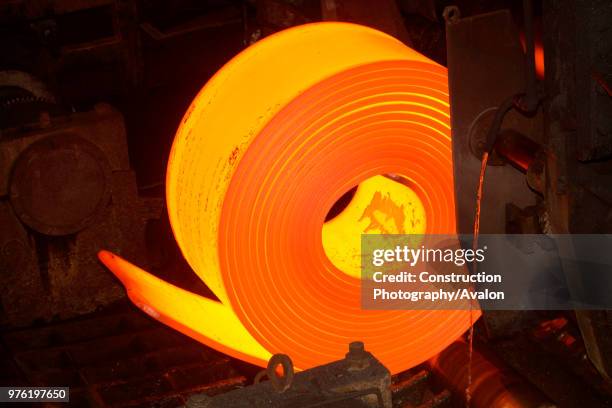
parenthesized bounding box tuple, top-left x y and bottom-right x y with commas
(0, 70, 60, 131)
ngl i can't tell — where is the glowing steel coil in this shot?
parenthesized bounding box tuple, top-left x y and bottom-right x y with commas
(99, 22, 480, 374)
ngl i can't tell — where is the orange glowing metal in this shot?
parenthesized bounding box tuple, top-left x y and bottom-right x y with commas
(99, 22, 480, 374)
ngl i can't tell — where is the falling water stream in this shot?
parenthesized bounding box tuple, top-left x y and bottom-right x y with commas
(466, 151, 490, 407)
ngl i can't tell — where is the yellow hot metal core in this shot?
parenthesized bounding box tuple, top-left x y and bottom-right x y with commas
(323, 175, 426, 279)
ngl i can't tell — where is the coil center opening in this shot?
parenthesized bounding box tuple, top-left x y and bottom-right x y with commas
(322, 174, 426, 279)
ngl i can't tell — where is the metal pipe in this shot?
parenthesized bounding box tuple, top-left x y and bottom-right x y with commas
(429, 339, 556, 408)
(483, 95, 519, 155)
(494, 129, 541, 172)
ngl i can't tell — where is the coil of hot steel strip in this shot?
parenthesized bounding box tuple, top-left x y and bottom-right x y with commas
(99, 22, 480, 374)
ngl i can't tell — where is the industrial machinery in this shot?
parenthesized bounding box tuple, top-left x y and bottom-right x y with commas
(0, 75, 162, 325)
(185, 342, 393, 408)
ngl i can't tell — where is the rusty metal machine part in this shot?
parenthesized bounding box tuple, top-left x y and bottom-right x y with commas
(446, 0, 612, 391)
(9, 133, 112, 236)
(253, 353, 295, 393)
(185, 342, 392, 408)
(0, 103, 161, 326)
(185, 340, 558, 408)
(0, 70, 61, 132)
(542, 0, 612, 380)
(493, 130, 542, 173)
(468, 110, 544, 172)
(443, 3, 550, 346)
(0, 70, 56, 102)
(445, 8, 544, 235)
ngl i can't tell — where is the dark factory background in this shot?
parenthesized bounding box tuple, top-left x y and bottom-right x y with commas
(1, 1, 612, 407)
